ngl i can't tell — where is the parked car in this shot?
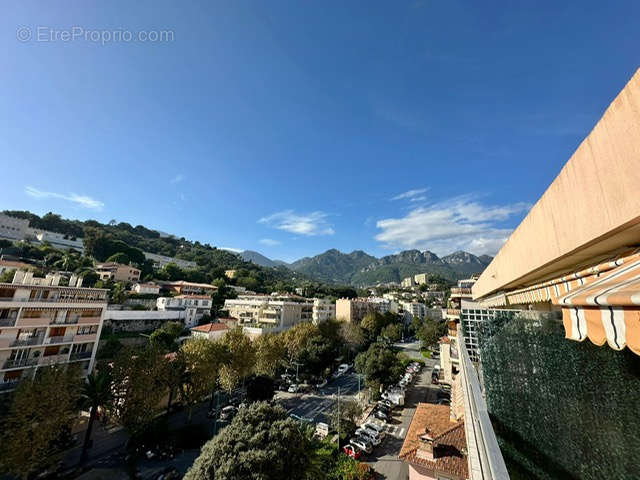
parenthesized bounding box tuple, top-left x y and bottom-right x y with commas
(219, 405, 237, 421)
(288, 384, 300, 393)
(350, 437, 373, 454)
(378, 399, 392, 409)
(362, 422, 386, 434)
(356, 428, 382, 445)
(343, 445, 362, 459)
(315, 379, 328, 389)
(337, 363, 350, 375)
(374, 410, 388, 421)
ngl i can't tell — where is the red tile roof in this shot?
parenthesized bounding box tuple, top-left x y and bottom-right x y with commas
(399, 403, 468, 479)
(191, 323, 229, 333)
(176, 294, 210, 299)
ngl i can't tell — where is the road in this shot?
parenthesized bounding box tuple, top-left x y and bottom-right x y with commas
(364, 341, 439, 480)
(276, 370, 363, 423)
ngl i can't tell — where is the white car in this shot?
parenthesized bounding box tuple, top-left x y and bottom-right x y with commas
(288, 384, 300, 393)
(362, 422, 386, 435)
(355, 428, 382, 445)
(350, 438, 373, 454)
(337, 363, 350, 374)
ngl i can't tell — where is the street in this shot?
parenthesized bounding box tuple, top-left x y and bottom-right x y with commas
(276, 340, 440, 480)
(366, 343, 439, 480)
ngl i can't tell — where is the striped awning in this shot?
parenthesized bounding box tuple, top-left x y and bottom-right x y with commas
(479, 248, 640, 355)
(560, 254, 640, 355)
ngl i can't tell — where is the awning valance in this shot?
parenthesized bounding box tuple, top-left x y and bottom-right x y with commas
(478, 248, 640, 355)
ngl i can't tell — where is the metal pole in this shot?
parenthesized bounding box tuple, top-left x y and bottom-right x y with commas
(337, 386, 340, 450)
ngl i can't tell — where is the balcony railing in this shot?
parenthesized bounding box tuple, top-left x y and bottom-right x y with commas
(2, 357, 39, 369)
(451, 287, 473, 296)
(459, 327, 509, 480)
(0, 318, 17, 327)
(0, 380, 19, 391)
(69, 351, 92, 361)
(39, 354, 70, 365)
(446, 308, 461, 317)
(51, 318, 79, 325)
(0, 296, 106, 304)
(10, 336, 45, 347)
(45, 335, 75, 345)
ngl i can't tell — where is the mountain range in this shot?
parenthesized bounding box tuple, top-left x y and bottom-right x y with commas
(239, 248, 492, 286)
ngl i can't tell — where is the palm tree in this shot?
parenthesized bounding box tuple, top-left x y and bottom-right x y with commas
(79, 370, 113, 465)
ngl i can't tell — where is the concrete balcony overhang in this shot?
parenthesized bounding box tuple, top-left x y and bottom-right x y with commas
(474, 69, 640, 300)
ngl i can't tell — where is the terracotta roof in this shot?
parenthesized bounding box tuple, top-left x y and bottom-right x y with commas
(399, 403, 468, 479)
(191, 323, 229, 333)
(176, 294, 211, 299)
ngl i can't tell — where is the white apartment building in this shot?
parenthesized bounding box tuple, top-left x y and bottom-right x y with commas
(400, 301, 427, 321)
(312, 298, 336, 324)
(157, 295, 211, 328)
(0, 271, 107, 393)
(143, 252, 197, 270)
(0, 214, 30, 242)
(27, 229, 85, 253)
(224, 295, 313, 338)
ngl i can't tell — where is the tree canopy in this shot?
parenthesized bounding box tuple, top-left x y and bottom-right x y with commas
(184, 402, 313, 480)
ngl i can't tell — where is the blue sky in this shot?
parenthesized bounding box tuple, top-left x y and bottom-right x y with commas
(1, 1, 639, 262)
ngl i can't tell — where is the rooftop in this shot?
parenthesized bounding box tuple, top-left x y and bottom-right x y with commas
(399, 403, 468, 479)
(191, 322, 229, 333)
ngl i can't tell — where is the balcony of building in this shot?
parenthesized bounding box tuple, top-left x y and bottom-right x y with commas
(44, 334, 75, 345)
(69, 351, 92, 361)
(38, 353, 70, 366)
(15, 316, 52, 327)
(0, 318, 16, 328)
(458, 326, 509, 480)
(74, 332, 97, 342)
(10, 335, 45, 347)
(2, 356, 39, 370)
(450, 287, 473, 298)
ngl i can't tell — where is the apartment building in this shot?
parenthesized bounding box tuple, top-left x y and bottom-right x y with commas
(132, 282, 161, 295)
(0, 270, 107, 392)
(401, 301, 427, 320)
(95, 262, 141, 284)
(27, 229, 84, 253)
(159, 280, 217, 296)
(157, 295, 211, 328)
(401, 276, 416, 288)
(335, 297, 391, 323)
(224, 295, 313, 338)
(143, 252, 197, 270)
(312, 298, 336, 324)
(0, 213, 30, 242)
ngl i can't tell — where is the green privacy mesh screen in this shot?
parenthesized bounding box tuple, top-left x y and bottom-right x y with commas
(476, 312, 640, 479)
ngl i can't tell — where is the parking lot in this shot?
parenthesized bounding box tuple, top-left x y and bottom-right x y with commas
(276, 370, 363, 423)
(276, 341, 441, 480)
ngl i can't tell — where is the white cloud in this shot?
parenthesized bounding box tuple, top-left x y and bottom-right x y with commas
(375, 197, 530, 256)
(259, 238, 281, 246)
(170, 174, 185, 184)
(25, 186, 104, 211)
(391, 188, 429, 201)
(259, 210, 335, 236)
